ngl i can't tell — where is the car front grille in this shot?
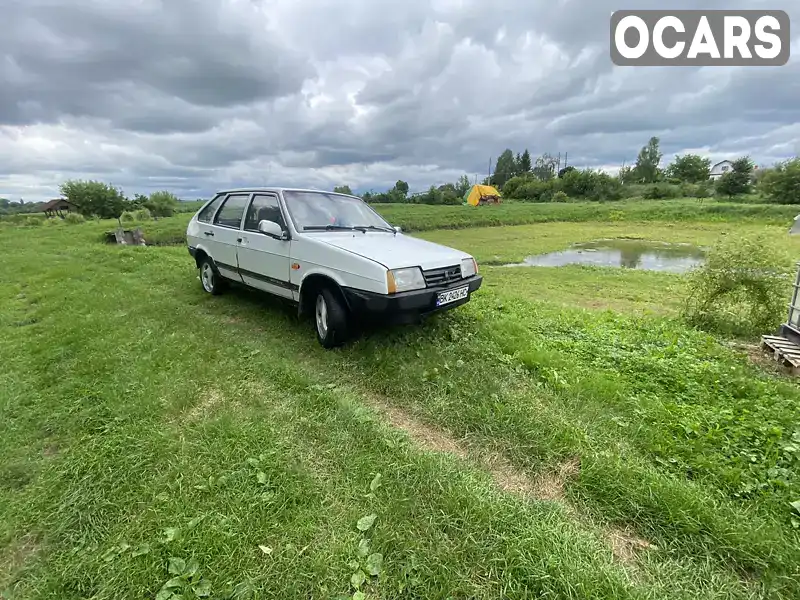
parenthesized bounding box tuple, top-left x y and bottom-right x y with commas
(423, 265, 462, 287)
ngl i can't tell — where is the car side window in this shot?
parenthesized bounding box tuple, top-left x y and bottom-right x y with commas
(197, 194, 225, 223)
(244, 194, 286, 232)
(213, 194, 251, 228)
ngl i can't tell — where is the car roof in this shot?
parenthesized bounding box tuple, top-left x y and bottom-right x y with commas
(215, 187, 354, 196)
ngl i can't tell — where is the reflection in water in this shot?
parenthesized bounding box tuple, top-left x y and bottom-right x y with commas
(503, 239, 706, 274)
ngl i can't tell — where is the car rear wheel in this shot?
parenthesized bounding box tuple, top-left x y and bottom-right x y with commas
(200, 258, 225, 295)
(314, 288, 349, 348)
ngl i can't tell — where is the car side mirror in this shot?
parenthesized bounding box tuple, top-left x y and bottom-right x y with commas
(258, 219, 288, 240)
(393, 226, 402, 234)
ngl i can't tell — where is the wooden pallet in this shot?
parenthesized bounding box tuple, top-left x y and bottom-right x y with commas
(761, 334, 800, 370)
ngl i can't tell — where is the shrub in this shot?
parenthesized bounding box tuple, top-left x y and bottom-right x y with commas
(552, 191, 568, 203)
(644, 183, 682, 199)
(145, 191, 180, 217)
(501, 175, 532, 199)
(515, 180, 558, 202)
(64, 212, 86, 225)
(23, 216, 44, 227)
(134, 207, 152, 220)
(759, 158, 800, 204)
(560, 170, 622, 201)
(695, 181, 713, 199)
(682, 235, 792, 337)
(120, 211, 136, 222)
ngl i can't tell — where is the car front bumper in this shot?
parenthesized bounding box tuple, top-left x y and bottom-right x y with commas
(342, 275, 483, 320)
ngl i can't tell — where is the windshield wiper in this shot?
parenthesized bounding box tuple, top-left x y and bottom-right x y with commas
(352, 225, 396, 234)
(303, 225, 357, 231)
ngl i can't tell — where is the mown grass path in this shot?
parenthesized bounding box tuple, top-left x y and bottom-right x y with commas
(1, 220, 799, 599)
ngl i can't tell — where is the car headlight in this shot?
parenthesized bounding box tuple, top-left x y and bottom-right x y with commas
(460, 257, 478, 278)
(387, 267, 426, 294)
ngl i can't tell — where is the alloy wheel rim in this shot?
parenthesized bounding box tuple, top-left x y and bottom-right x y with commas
(201, 263, 214, 292)
(315, 295, 328, 338)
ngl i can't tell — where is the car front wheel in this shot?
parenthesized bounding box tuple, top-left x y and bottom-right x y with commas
(200, 258, 225, 295)
(314, 288, 349, 348)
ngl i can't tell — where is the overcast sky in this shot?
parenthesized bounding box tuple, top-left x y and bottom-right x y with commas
(2, 0, 798, 201)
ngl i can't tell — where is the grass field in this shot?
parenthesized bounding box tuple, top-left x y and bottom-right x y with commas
(2, 203, 800, 599)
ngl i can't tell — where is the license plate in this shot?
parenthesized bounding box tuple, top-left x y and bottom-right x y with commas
(436, 286, 469, 307)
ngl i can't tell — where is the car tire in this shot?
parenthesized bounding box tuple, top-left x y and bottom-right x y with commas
(199, 257, 225, 296)
(314, 287, 349, 348)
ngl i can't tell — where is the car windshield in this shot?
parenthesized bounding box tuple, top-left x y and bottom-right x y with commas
(282, 191, 393, 232)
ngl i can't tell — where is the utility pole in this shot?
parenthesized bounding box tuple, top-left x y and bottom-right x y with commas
(563, 152, 568, 172)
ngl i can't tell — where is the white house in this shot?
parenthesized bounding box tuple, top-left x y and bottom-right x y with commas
(710, 160, 734, 180)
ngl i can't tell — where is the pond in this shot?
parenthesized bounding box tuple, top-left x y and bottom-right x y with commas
(502, 239, 706, 273)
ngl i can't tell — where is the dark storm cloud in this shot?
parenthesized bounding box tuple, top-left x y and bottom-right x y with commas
(0, 0, 310, 126)
(0, 0, 798, 201)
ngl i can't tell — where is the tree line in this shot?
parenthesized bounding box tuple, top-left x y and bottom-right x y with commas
(332, 137, 800, 205)
(1, 180, 185, 220)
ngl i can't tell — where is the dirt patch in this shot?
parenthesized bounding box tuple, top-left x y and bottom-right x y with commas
(363, 395, 654, 568)
(365, 396, 571, 501)
(371, 398, 467, 459)
(185, 388, 225, 422)
(0, 534, 39, 587)
(724, 340, 793, 376)
(529, 457, 581, 502)
(604, 527, 654, 565)
(42, 443, 59, 458)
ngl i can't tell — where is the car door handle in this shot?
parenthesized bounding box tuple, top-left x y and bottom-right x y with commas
(236, 237, 243, 243)
(203, 231, 214, 237)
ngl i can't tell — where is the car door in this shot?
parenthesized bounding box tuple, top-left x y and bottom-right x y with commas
(191, 192, 226, 257)
(209, 192, 252, 282)
(236, 193, 294, 299)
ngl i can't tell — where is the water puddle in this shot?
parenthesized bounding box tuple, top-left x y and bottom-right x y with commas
(502, 239, 706, 273)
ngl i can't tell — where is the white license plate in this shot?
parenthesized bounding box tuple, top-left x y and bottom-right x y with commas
(436, 286, 469, 307)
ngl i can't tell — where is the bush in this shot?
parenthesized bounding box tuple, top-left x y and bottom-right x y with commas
(121, 211, 136, 222)
(134, 207, 152, 220)
(560, 170, 622, 201)
(515, 180, 558, 202)
(64, 213, 86, 225)
(145, 191, 180, 217)
(501, 175, 532, 199)
(759, 158, 800, 204)
(23, 216, 44, 227)
(643, 184, 682, 199)
(682, 235, 792, 337)
(552, 191, 568, 203)
(695, 181, 713, 199)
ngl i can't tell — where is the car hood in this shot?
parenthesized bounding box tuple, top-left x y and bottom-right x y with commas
(307, 231, 470, 270)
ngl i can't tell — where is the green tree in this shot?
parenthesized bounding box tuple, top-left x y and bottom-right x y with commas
(665, 154, 712, 183)
(145, 191, 180, 217)
(633, 137, 663, 183)
(715, 156, 754, 197)
(558, 165, 576, 179)
(519, 149, 532, 174)
(532, 153, 558, 180)
(618, 165, 635, 184)
(758, 158, 800, 204)
(515, 152, 523, 176)
(59, 180, 130, 220)
(492, 149, 516, 188)
(455, 175, 471, 197)
(392, 180, 409, 198)
(333, 185, 353, 195)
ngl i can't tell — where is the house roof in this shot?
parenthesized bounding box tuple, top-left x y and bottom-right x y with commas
(711, 160, 733, 168)
(41, 198, 76, 211)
